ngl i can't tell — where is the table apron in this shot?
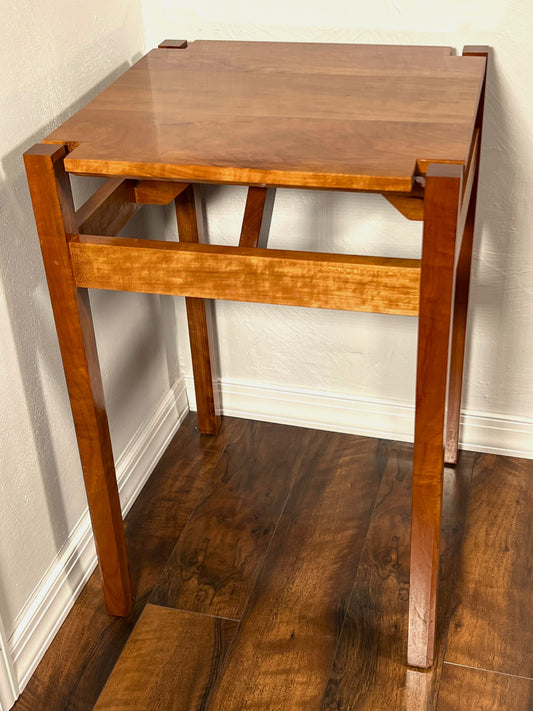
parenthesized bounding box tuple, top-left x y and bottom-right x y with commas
(69, 236, 421, 316)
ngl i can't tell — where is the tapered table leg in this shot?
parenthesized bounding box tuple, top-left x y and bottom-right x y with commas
(175, 186, 221, 434)
(24, 144, 132, 616)
(445, 46, 489, 465)
(408, 163, 462, 667)
(444, 177, 478, 465)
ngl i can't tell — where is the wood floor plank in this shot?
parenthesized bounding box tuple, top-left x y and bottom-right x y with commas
(437, 664, 533, 711)
(93, 604, 237, 710)
(321, 444, 475, 711)
(445, 455, 533, 677)
(15, 421, 533, 711)
(123, 413, 231, 545)
(205, 432, 383, 710)
(150, 419, 312, 618)
(12, 414, 226, 711)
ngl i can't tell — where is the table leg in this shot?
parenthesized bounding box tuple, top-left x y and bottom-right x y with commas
(444, 175, 478, 465)
(239, 186, 276, 248)
(24, 144, 132, 616)
(175, 186, 221, 434)
(408, 163, 462, 667)
(444, 45, 488, 465)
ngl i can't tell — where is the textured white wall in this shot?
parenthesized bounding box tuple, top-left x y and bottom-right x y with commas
(0, 0, 173, 644)
(142, 0, 533, 427)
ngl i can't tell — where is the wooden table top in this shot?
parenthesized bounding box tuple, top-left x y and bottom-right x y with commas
(45, 41, 486, 192)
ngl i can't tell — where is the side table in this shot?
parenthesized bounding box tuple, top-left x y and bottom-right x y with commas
(24, 39, 488, 667)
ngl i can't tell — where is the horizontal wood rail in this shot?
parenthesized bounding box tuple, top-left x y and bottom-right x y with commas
(382, 181, 425, 221)
(75, 178, 139, 236)
(70, 235, 421, 315)
(134, 180, 190, 205)
(75, 178, 192, 236)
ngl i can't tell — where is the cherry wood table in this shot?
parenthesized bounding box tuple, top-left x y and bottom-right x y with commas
(24, 39, 488, 668)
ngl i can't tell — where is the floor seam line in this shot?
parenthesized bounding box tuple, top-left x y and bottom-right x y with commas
(444, 661, 533, 682)
(177, 421, 317, 709)
(145, 603, 240, 623)
(318, 438, 388, 707)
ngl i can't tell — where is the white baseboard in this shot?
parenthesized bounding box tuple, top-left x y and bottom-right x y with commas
(8, 378, 189, 699)
(186, 377, 533, 459)
(0, 616, 17, 711)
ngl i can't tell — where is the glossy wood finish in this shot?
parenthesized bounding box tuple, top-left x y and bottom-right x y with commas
(12, 414, 226, 711)
(408, 163, 463, 668)
(322, 445, 474, 710)
(26, 41, 488, 669)
(445, 47, 489, 465)
(133, 179, 189, 205)
(239, 186, 275, 247)
(457, 128, 480, 239)
(445, 454, 533, 677)
(381, 124, 478, 228)
(94, 605, 237, 710)
(23, 143, 132, 617)
(74, 178, 190, 231)
(382, 182, 425, 221)
(207, 432, 381, 710)
(175, 185, 220, 434)
(44, 42, 485, 192)
(69, 236, 421, 315)
(75, 178, 139, 236)
(444, 177, 477, 466)
(150, 420, 309, 618)
(14, 421, 531, 711)
(437, 665, 533, 711)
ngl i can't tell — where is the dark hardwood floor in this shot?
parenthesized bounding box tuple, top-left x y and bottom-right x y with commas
(13, 415, 533, 710)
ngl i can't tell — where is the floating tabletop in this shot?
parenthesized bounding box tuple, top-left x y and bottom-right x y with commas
(45, 41, 485, 192)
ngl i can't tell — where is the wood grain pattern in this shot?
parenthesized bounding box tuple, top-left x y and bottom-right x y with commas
(409, 163, 463, 667)
(23, 39, 489, 701)
(12, 413, 225, 711)
(133, 179, 189, 204)
(13, 421, 530, 711)
(74, 177, 139, 235)
(123, 413, 231, 545)
(444, 164, 478, 466)
(321, 445, 475, 710)
(69, 236, 421, 315)
(438, 664, 533, 711)
(445, 454, 533, 677)
(456, 128, 480, 241)
(382, 182, 425, 221)
(94, 605, 237, 710)
(175, 185, 220, 434)
(206, 432, 382, 710)
(445, 47, 488, 465)
(151, 420, 310, 618)
(239, 186, 273, 247)
(43, 42, 485, 192)
(23, 143, 132, 616)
